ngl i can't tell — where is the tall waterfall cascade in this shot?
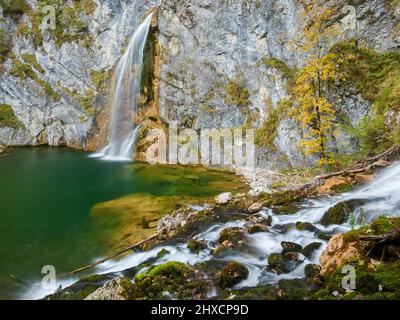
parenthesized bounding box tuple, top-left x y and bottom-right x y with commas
(94, 13, 154, 161)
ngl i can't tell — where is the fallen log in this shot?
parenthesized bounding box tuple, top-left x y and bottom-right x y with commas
(57, 234, 158, 278)
(315, 146, 399, 181)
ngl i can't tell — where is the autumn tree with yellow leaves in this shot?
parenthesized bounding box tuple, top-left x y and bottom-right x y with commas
(290, 0, 339, 167)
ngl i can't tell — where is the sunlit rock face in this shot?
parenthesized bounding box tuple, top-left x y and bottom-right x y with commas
(1, 0, 399, 169)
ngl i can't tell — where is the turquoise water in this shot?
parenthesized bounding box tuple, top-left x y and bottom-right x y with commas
(0, 147, 238, 299)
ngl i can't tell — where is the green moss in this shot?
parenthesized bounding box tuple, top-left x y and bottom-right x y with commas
(20, 0, 96, 48)
(263, 57, 295, 82)
(218, 262, 249, 288)
(90, 70, 110, 92)
(375, 260, 400, 292)
(63, 87, 96, 116)
(200, 104, 217, 116)
(21, 53, 45, 73)
(0, 28, 11, 64)
(0, 0, 30, 19)
(187, 239, 206, 253)
(224, 77, 250, 107)
(134, 261, 207, 299)
(222, 285, 277, 300)
(255, 99, 291, 149)
(10, 59, 60, 101)
(370, 216, 400, 235)
(218, 227, 245, 244)
(330, 41, 400, 106)
(0, 104, 24, 128)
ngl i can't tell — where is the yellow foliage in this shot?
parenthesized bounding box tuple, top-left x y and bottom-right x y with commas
(290, 0, 338, 167)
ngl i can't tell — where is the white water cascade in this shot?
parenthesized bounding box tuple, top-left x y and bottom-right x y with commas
(94, 13, 153, 161)
(91, 161, 400, 289)
(26, 161, 400, 299)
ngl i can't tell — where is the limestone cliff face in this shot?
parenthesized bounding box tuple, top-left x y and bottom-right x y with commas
(157, 0, 399, 169)
(0, 0, 399, 169)
(0, 0, 157, 148)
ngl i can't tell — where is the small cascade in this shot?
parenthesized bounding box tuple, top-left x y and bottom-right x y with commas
(94, 13, 154, 161)
(88, 161, 400, 290)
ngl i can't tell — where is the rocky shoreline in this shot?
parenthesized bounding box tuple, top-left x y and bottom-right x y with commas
(42, 148, 400, 300)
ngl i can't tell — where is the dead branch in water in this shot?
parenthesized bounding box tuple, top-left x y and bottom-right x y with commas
(57, 234, 158, 278)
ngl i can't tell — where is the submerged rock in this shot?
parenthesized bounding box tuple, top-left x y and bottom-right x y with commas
(84, 277, 136, 300)
(218, 262, 249, 288)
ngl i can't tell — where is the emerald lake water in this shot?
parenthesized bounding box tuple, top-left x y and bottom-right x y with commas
(0, 147, 240, 300)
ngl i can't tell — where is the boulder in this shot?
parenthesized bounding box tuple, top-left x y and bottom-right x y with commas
(84, 277, 136, 300)
(296, 221, 318, 232)
(218, 227, 245, 244)
(248, 202, 263, 214)
(302, 242, 323, 258)
(187, 239, 206, 253)
(215, 192, 232, 205)
(218, 262, 249, 288)
(246, 223, 268, 234)
(281, 241, 303, 254)
(304, 264, 321, 278)
(268, 253, 296, 274)
(319, 234, 362, 276)
(320, 200, 364, 226)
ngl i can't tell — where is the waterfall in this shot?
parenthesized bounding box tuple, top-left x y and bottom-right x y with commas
(94, 13, 153, 161)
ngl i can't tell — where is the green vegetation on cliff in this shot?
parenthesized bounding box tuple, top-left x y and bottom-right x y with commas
(0, 104, 24, 128)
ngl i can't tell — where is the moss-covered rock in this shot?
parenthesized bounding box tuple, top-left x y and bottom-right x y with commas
(267, 253, 296, 274)
(277, 279, 317, 300)
(304, 264, 321, 278)
(218, 262, 249, 288)
(218, 227, 246, 244)
(134, 261, 208, 299)
(84, 277, 137, 300)
(281, 241, 303, 254)
(246, 223, 268, 234)
(320, 200, 364, 226)
(187, 239, 206, 253)
(296, 221, 318, 232)
(302, 242, 323, 258)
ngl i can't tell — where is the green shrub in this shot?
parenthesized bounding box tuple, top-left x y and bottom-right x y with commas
(0, 28, 11, 64)
(0, 0, 30, 18)
(350, 114, 390, 155)
(0, 104, 24, 128)
(330, 41, 400, 112)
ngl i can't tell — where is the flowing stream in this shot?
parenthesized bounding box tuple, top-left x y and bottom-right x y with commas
(94, 13, 153, 161)
(51, 161, 400, 298)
